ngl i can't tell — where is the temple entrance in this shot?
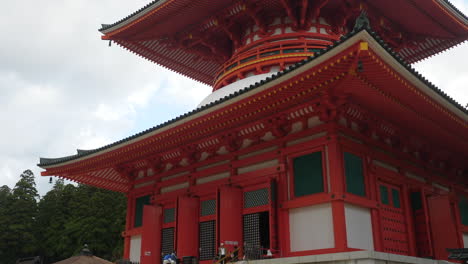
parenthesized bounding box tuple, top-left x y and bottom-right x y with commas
(378, 182, 410, 255)
(410, 191, 432, 258)
(243, 211, 270, 260)
(161, 227, 175, 256)
(199, 220, 216, 261)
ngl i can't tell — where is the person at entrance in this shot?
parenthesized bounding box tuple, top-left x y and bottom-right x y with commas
(218, 243, 226, 264)
(163, 252, 177, 264)
(231, 246, 239, 262)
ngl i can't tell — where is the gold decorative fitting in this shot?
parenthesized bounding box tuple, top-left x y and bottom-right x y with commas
(360, 42, 369, 51)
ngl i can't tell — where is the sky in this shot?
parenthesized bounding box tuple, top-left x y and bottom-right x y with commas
(0, 0, 466, 196)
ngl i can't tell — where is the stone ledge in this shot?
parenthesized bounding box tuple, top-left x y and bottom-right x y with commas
(242, 251, 452, 264)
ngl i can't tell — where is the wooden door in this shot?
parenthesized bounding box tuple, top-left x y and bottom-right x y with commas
(378, 182, 410, 255)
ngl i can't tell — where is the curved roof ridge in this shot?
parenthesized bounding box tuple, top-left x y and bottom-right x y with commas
(99, 0, 163, 32)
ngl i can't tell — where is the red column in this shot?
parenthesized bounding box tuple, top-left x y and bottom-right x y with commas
(327, 131, 348, 250)
(368, 166, 383, 251)
(141, 205, 162, 264)
(219, 185, 243, 253)
(177, 195, 200, 258)
(124, 194, 134, 259)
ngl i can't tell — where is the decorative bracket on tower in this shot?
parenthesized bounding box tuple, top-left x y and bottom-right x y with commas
(216, 16, 242, 49)
(315, 92, 348, 123)
(243, 2, 269, 35)
(146, 155, 163, 174)
(219, 132, 243, 152)
(266, 113, 291, 138)
(115, 163, 136, 182)
(179, 144, 200, 165)
(280, 0, 299, 29)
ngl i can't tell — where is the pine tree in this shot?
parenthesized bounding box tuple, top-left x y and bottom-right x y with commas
(0, 185, 12, 263)
(0, 170, 39, 263)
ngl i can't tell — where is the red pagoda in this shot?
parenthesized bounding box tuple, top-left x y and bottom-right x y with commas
(39, 1, 468, 264)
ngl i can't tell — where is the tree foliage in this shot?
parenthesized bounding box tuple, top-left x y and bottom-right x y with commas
(0, 170, 126, 264)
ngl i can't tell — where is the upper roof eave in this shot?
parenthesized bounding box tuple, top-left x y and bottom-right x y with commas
(39, 28, 468, 170)
(99, 0, 166, 34)
(99, 0, 468, 35)
(436, 0, 468, 23)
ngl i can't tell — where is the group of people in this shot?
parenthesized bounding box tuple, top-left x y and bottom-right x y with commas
(217, 243, 239, 264)
(162, 242, 274, 264)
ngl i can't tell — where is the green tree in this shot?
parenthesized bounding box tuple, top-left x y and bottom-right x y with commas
(0, 170, 39, 263)
(36, 180, 77, 263)
(0, 185, 12, 263)
(0, 171, 126, 263)
(36, 181, 126, 262)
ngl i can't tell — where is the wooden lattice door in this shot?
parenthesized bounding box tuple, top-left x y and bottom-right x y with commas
(378, 182, 410, 255)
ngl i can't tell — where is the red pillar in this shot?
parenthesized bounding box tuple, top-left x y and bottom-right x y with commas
(219, 185, 243, 252)
(177, 195, 200, 258)
(327, 131, 348, 250)
(124, 194, 134, 259)
(141, 205, 162, 264)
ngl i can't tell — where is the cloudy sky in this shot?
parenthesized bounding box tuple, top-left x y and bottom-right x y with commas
(0, 1, 467, 196)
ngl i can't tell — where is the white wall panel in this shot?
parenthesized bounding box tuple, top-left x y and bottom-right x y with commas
(289, 203, 334, 251)
(345, 204, 374, 250)
(463, 233, 468, 247)
(130, 235, 142, 263)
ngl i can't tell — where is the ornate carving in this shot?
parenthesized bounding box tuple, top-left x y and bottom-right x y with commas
(115, 163, 136, 182)
(266, 113, 291, 138)
(179, 144, 200, 165)
(219, 132, 243, 152)
(146, 155, 164, 174)
(316, 93, 348, 122)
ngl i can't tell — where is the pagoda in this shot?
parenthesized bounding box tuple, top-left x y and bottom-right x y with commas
(39, 1, 468, 264)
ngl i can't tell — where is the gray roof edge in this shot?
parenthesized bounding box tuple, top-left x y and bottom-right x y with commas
(99, 0, 166, 33)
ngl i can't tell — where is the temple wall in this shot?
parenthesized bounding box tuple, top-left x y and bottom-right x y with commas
(123, 115, 465, 263)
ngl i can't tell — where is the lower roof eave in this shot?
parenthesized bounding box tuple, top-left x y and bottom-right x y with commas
(39, 29, 467, 176)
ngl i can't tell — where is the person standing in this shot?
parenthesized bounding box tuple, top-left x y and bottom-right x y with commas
(218, 243, 226, 264)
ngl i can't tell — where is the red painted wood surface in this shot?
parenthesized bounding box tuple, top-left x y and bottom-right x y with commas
(413, 208, 431, 257)
(427, 195, 460, 260)
(177, 195, 200, 258)
(141, 205, 162, 264)
(219, 185, 243, 253)
(379, 182, 410, 255)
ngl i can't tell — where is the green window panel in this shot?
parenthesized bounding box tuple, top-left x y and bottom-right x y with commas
(392, 189, 401, 208)
(344, 152, 366, 196)
(200, 200, 216, 216)
(164, 208, 176, 223)
(458, 196, 468, 226)
(380, 185, 389, 205)
(134, 195, 151, 227)
(410, 192, 422, 211)
(293, 152, 324, 197)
